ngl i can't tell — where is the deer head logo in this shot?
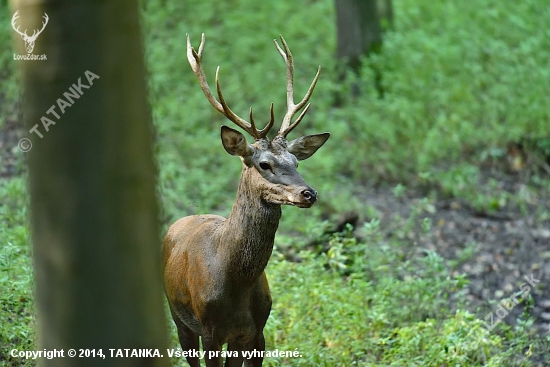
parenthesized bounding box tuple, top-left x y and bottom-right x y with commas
(11, 11, 49, 54)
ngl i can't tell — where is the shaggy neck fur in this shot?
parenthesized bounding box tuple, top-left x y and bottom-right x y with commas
(222, 165, 281, 282)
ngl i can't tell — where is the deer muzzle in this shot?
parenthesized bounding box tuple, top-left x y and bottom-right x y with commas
(290, 186, 317, 208)
(301, 189, 317, 204)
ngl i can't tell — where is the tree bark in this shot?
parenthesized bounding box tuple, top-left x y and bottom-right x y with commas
(15, 1, 169, 365)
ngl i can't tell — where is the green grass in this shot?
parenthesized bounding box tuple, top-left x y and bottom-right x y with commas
(0, 177, 35, 367)
(2, 0, 550, 365)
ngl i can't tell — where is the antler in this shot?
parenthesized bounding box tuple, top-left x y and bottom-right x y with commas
(274, 35, 321, 138)
(186, 34, 274, 140)
(11, 11, 48, 40)
(29, 13, 49, 41)
(11, 11, 28, 38)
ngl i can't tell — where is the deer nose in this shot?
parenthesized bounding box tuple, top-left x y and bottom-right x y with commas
(301, 189, 317, 204)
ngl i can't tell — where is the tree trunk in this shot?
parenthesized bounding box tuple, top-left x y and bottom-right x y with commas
(15, 0, 169, 365)
(377, 0, 394, 32)
(335, 0, 382, 72)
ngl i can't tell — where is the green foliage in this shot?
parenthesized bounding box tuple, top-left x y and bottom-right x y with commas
(141, 0, 550, 225)
(0, 4, 20, 130)
(164, 214, 547, 366)
(259, 218, 542, 366)
(0, 178, 35, 367)
(1, 0, 549, 365)
(335, 0, 550, 178)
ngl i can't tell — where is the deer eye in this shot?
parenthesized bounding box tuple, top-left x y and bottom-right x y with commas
(259, 162, 271, 171)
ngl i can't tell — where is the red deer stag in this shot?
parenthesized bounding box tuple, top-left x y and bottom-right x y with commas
(163, 34, 330, 367)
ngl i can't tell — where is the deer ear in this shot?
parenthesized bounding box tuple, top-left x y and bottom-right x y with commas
(221, 125, 253, 157)
(287, 132, 330, 161)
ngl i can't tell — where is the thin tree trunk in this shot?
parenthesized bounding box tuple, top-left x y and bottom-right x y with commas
(16, 0, 169, 365)
(377, 0, 394, 32)
(335, 0, 382, 72)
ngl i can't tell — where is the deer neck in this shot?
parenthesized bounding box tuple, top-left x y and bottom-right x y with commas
(222, 165, 281, 281)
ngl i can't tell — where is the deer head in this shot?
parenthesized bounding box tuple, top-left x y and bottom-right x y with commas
(12, 11, 49, 54)
(187, 34, 330, 208)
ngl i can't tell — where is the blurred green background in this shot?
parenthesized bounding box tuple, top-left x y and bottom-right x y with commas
(1, 0, 549, 365)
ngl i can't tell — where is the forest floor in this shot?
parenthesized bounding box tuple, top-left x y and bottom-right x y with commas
(354, 177, 550, 337)
(2, 115, 549, 340)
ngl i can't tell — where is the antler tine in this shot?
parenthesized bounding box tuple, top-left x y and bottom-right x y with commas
(274, 35, 321, 138)
(38, 13, 49, 33)
(11, 11, 28, 37)
(248, 103, 275, 138)
(282, 103, 311, 138)
(215, 67, 259, 139)
(187, 34, 275, 140)
(34, 13, 48, 37)
(274, 36, 294, 115)
(186, 34, 224, 114)
(257, 103, 275, 138)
